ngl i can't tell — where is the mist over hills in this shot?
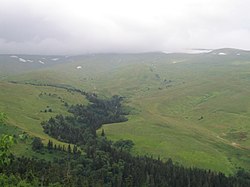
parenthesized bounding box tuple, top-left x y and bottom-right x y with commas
(1, 48, 250, 76)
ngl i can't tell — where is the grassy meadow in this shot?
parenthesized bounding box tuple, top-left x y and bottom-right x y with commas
(1, 50, 250, 174)
(0, 81, 87, 145)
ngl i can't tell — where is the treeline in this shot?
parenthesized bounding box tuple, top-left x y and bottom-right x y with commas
(42, 95, 128, 144)
(9, 81, 89, 99)
(1, 135, 250, 186)
(32, 138, 81, 156)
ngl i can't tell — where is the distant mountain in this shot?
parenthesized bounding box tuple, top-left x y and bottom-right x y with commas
(0, 54, 71, 76)
(209, 48, 250, 56)
(1, 48, 250, 77)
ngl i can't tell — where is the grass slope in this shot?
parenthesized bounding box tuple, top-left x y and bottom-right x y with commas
(100, 59, 250, 174)
(1, 50, 250, 174)
(0, 82, 87, 147)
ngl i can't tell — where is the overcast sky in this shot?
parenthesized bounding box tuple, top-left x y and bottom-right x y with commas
(0, 0, 250, 54)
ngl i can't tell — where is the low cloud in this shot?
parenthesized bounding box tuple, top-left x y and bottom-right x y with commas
(0, 0, 250, 54)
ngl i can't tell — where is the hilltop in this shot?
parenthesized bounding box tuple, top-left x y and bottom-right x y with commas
(209, 48, 250, 55)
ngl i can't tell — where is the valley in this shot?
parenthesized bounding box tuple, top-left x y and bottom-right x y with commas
(1, 48, 250, 175)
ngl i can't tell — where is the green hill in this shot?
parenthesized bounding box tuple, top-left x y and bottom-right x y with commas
(1, 49, 250, 174)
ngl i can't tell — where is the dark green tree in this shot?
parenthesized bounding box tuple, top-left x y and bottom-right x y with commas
(47, 140, 53, 150)
(101, 129, 105, 137)
(67, 144, 72, 154)
(32, 137, 43, 151)
(73, 145, 77, 155)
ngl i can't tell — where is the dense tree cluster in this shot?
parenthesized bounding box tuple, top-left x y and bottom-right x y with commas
(69, 94, 128, 128)
(42, 115, 89, 144)
(1, 135, 250, 186)
(42, 95, 128, 144)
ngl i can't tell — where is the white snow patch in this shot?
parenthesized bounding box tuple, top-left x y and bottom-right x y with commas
(19, 58, 27, 62)
(39, 60, 45, 64)
(10, 55, 18, 58)
(171, 60, 185, 64)
(27, 60, 33, 62)
(162, 49, 212, 54)
(76, 66, 82, 69)
(42, 57, 46, 60)
(51, 58, 59, 61)
(184, 49, 213, 54)
(218, 52, 227, 56)
(237, 53, 241, 56)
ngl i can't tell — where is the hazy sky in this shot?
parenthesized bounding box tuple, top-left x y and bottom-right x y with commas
(0, 0, 250, 54)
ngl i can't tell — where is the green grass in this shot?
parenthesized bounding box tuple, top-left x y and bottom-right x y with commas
(96, 59, 250, 174)
(0, 81, 87, 147)
(1, 52, 250, 174)
(0, 122, 66, 160)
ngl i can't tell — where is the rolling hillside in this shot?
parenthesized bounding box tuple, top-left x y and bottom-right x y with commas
(1, 48, 250, 174)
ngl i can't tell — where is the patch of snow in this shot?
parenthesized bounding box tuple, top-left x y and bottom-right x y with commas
(10, 55, 18, 58)
(51, 58, 59, 61)
(19, 58, 27, 62)
(42, 57, 46, 60)
(39, 60, 45, 64)
(218, 52, 227, 56)
(185, 49, 213, 54)
(171, 60, 185, 64)
(76, 66, 82, 69)
(162, 49, 212, 54)
(236, 53, 241, 56)
(27, 60, 33, 62)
